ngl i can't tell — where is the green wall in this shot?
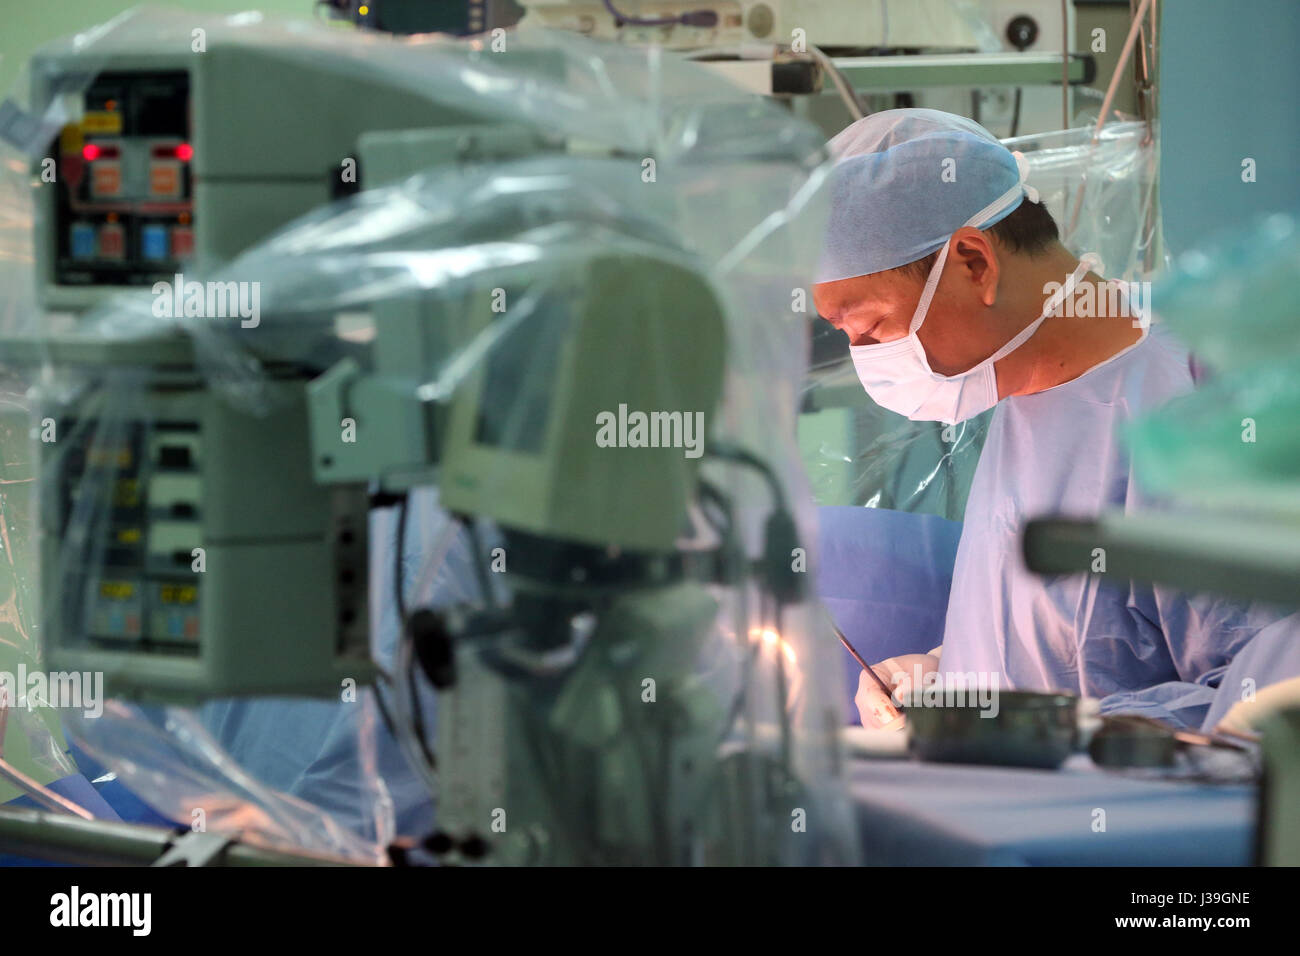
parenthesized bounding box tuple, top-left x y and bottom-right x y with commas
(0, 1, 320, 96)
(1159, 0, 1300, 254)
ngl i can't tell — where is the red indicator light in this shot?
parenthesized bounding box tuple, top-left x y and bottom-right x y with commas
(176, 143, 193, 162)
(82, 143, 101, 161)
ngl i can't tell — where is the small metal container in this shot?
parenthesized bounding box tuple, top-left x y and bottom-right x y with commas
(905, 690, 1079, 770)
(1088, 716, 1179, 768)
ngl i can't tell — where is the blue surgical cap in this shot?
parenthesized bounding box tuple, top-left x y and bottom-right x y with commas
(816, 109, 1038, 283)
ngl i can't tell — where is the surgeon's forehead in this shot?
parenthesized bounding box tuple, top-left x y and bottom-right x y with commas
(814, 272, 900, 315)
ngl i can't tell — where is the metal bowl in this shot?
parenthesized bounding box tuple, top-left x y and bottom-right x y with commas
(905, 690, 1079, 770)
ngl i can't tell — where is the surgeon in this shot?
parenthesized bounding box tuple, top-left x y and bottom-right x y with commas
(814, 109, 1287, 730)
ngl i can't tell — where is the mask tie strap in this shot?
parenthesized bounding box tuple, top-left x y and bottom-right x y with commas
(911, 168, 1038, 338)
(908, 161, 1047, 358)
(907, 241, 951, 334)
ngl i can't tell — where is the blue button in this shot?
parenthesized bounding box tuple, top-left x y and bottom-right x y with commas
(168, 613, 183, 638)
(141, 224, 169, 261)
(71, 223, 96, 259)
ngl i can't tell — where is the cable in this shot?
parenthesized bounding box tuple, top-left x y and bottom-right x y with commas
(602, 1, 718, 29)
(393, 623, 439, 793)
(807, 44, 865, 121)
(696, 477, 737, 546)
(370, 674, 401, 746)
(1094, 0, 1155, 142)
(1010, 87, 1023, 138)
(706, 440, 787, 514)
(406, 652, 435, 767)
(393, 494, 408, 620)
(387, 493, 437, 775)
(1061, 0, 1070, 129)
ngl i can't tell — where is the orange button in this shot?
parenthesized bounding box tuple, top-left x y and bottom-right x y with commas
(150, 161, 182, 198)
(98, 223, 125, 260)
(91, 161, 122, 198)
(170, 226, 194, 258)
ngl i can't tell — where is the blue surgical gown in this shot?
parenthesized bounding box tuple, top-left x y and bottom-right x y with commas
(939, 324, 1299, 729)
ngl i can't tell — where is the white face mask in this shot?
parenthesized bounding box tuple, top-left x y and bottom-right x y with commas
(849, 233, 1098, 426)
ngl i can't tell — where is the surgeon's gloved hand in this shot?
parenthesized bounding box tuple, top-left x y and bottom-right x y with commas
(855, 653, 941, 730)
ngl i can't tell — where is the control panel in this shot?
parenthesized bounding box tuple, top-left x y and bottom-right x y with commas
(53, 419, 204, 655)
(38, 374, 374, 701)
(50, 71, 195, 289)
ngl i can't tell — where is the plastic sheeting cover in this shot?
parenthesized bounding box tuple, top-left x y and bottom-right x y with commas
(0, 8, 858, 863)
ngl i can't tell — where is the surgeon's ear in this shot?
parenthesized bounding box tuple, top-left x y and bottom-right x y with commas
(950, 227, 999, 307)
